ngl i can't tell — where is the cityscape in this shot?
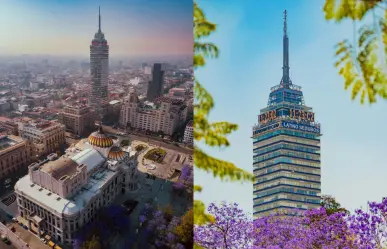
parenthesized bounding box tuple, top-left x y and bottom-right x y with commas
(1, 0, 387, 248)
(0, 1, 193, 249)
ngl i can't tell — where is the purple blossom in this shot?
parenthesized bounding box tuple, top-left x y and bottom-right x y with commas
(194, 202, 253, 249)
(194, 201, 387, 249)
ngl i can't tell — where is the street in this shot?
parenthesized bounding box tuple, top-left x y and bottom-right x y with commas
(101, 125, 193, 154)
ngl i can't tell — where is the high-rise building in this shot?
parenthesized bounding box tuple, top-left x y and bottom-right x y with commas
(252, 11, 322, 219)
(146, 63, 164, 101)
(89, 7, 109, 119)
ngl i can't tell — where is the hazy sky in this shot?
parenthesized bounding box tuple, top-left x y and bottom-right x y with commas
(195, 0, 387, 215)
(0, 0, 193, 56)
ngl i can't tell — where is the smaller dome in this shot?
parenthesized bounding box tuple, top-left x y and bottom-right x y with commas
(88, 126, 113, 148)
(108, 146, 126, 161)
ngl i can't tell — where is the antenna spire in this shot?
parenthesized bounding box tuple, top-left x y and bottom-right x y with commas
(98, 6, 101, 32)
(281, 10, 291, 86)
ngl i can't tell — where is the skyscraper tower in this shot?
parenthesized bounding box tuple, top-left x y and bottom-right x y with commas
(146, 63, 164, 101)
(89, 6, 109, 119)
(252, 11, 322, 219)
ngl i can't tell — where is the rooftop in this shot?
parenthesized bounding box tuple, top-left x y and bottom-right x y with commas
(15, 168, 118, 216)
(0, 135, 23, 151)
(40, 157, 80, 180)
(70, 148, 105, 172)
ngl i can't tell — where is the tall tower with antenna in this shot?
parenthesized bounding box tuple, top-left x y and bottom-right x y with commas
(252, 10, 322, 219)
(89, 6, 109, 120)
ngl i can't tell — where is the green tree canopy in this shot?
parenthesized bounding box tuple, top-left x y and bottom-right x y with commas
(324, 0, 387, 103)
(321, 195, 349, 215)
(193, 2, 254, 247)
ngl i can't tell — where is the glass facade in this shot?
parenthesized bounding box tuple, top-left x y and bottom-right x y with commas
(252, 11, 321, 219)
(252, 84, 321, 219)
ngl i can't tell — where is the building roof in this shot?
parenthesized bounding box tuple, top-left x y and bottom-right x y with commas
(40, 157, 80, 180)
(107, 146, 126, 161)
(88, 127, 113, 148)
(15, 168, 118, 216)
(71, 148, 105, 172)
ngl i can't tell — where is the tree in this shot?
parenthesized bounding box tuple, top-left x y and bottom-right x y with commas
(321, 195, 349, 215)
(348, 197, 387, 248)
(194, 202, 363, 249)
(175, 209, 194, 247)
(323, 0, 387, 104)
(194, 202, 253, 249)
(193, 0, 254, 229)
(82, 235, 101, 249)
(253, 207, 359, 249)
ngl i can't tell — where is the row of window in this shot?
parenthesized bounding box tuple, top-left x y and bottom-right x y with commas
(254, 195, 321, 207)
(254, 202, 310, 213)
(255, 171, 320, 183)
(254, 157, 320, 169)
(253, 135, 320, 148)
(254, 143, 319, 156)
(253, 130, 319, 143)
(254, 179, 321, 192)
(253, 149, 320, 163)
(254, 187, 319, 199)
(254, 164, 320, 176)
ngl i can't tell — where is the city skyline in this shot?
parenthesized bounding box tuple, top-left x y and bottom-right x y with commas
(0, 0, 193, 56)
(195, 0, 387, 215)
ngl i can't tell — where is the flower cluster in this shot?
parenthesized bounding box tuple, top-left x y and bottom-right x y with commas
(195, 198, 387, 249)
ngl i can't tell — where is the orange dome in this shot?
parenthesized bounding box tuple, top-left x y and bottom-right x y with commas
(108, 146, 126, 161)
(88, 127, 113, 148)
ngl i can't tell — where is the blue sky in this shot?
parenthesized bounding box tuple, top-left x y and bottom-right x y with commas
(195, 0, 387, 215)
(0, 0, 193, 55)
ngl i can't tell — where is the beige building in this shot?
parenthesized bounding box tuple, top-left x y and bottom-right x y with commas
(18, 120, 66, 158)
(59, 105, 95, 136)
(0, 117, 19, 135)
(0, 135, 32, 194)
(15, 127, 139, 245)
(119, 91, 188, 136)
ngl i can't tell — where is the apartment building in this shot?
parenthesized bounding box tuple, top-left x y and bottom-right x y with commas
(59, 105, 95, 136)
(120, 91, 188, 136)
(18, 120, 66, 158)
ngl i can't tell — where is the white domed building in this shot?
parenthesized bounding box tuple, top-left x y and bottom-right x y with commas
(14, 126, 139, 245)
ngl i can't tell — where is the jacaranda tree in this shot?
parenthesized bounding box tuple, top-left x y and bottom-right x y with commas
(195, 197, 387, 249)
(194, 202, 253, 249)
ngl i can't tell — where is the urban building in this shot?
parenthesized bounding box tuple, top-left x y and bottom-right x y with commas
(168, 88, 186, 100)
(0, 117, 19, 135)
(0, 135, 32, 195)
(18, 120, 66, 158)
(59, 105, 95, 136)
(14, 126, 139, 245)
(183, 120, 193, 144)
(89, 7, 109, 118)
(146, 63, 164, 101)
(252, 11, 321, 219)
(120, 90, 187, 136)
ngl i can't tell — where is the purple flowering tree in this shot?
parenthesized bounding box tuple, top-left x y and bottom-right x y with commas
(195, 202, 363, 249)
(252, 208, 358, 249)
(349, 197, 387, 248)
(141, 207, 187, 249)
(194, 202, 253, 249)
